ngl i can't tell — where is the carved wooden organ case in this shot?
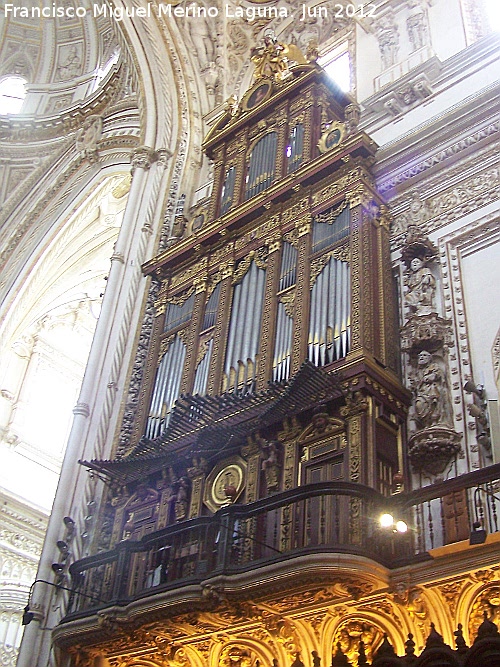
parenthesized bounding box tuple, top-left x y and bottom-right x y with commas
(89, 61, 412, 550)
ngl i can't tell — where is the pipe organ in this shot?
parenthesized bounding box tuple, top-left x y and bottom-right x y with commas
(67, 41, 425, 667)
(137, 45, 407, 465)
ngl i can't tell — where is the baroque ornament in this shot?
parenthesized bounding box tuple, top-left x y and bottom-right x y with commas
(408, 426, 462, 475)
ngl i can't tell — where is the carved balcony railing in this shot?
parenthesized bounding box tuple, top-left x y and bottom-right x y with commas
(65, 465, 500, 619)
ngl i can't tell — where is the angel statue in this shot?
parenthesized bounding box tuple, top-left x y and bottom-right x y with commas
(251, 30, 307, 82)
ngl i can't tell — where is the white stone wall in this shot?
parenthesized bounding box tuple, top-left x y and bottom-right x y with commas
(0, 489, 47, 666)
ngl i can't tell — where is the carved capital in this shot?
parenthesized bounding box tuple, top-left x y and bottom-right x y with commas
(345, 187, 372, 208)
(268, 237, 282, 254)
(296, 216, 312, 237)
(156, 148, 173, 167)
(194, 276, 208, 293)
(221, 262, 235, 280)
(131, 146, 157, 173)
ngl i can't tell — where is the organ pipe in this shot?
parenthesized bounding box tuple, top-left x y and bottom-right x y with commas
(279, 242, 297, 291)
(146, 334, 187, 438)
(202, 282, 221, 330)
(193, 338, 214, 396)
(308, 257, 350, 366)
(220, 166, 236, 214)
(272, 301, 293, 382)
(312, 204, 350, 254)
(286, 123, 304, 174)
(164, 294, 194, 333)
(223, 260, 266, 393)
(245, 133, 278, 200)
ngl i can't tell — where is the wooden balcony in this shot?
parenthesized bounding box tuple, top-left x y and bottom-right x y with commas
(64, 464, 500, 621)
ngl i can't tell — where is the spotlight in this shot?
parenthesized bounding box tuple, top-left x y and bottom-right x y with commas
(477, 433, 491, 450)
(22, 605, 35, 626)
(51, 563, 65, 575)
(56, 540, 69, 555)
(63, 516, 75, 532)
(379, 513, 394, 529)
(468, 403, 486, 420)
(396, 520, 408, 533)
(464, 380, 484, 397)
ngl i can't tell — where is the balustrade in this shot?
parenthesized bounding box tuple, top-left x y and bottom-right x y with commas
(66, 467, 500, 619)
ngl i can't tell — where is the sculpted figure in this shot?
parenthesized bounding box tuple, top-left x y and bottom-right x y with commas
(405, 256, 436, 315)
(174, 477, 189, 521)
(186, 3, 215, 67)
(251, 32, 289, 81)
(262, 442, 279, 492)
(412, 350, 449, 428)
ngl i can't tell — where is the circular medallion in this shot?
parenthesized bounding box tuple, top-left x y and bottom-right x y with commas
(318, 121, 347, 153)
(203, 458, 247, 513)
(243, 80, 272, 111)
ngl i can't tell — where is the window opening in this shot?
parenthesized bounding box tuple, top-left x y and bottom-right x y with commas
(318, 44, 351, 92)
(0, 76, 27, 114)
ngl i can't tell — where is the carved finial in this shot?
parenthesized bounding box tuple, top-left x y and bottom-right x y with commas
(403, 632, 417, 664)
(331, 643, 351, 667)
(475, 612, 500, 641)
(291, 653, 305, 667)
(425, 623, 445, 647)
(224, 94, 239, 116)
(454, 624, 468, 653)
(306, 39, 319, 62)
(373, 634, 397, 657)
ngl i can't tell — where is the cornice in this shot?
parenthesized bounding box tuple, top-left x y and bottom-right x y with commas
(360, 33, 500, 136)
(374, 82, 500, 197)
(0, 64, 126, 143)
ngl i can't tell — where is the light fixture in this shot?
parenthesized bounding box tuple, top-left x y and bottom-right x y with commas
(56, 540, 69, 557)
(51, 563, 65, 575)
(63, 516, 75, 533)
(22, 579, 108, 626)
(469, 521, 487, 545)
(467, 403, 487, 422)
(379, 513, 408, 534)
(379, 513, 394, 529)
(395, 520, 408, 533)
(22, 605, 35, 626)
(464, 380, 484, 397)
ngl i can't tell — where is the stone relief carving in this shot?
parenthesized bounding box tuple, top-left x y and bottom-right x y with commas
(75, 115, 103, 162)
(185, 2, 217, 69)
(375, 15, 400, 69)
(56, 44, 83, 82)
(410, 350, 451, 429)
(400, 226, 462, 476)
(405, 256, 436, 316)
(406, 0, 429, 51)
(333, 620, 384, 665)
